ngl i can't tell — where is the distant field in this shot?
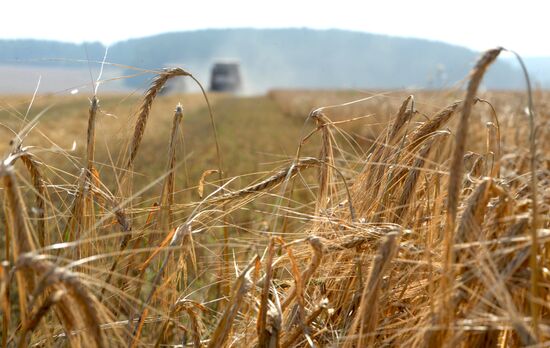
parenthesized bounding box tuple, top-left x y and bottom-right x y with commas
(0, 88, 468, 191)
(0, 65, 129, 94)
(1, 92, 315, 188)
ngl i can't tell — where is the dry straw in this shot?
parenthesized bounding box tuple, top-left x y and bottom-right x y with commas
(343, 228, 401, 347)
(207, 256, 259, 348)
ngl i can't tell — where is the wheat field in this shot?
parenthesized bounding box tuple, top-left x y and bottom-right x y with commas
(0, 48, 549, 347)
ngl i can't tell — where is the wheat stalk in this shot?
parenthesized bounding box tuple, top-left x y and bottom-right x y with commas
(439, 47, 502, 345)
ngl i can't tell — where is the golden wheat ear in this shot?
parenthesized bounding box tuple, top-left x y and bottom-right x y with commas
(126, 68, 190, 171)
(16, 254, 107, 348)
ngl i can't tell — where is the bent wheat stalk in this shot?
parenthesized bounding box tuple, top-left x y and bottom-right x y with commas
(439, 47, 502, 345)
(508, 49, 541, 338)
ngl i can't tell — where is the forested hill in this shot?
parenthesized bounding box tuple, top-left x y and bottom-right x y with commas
(1, 28, 544, 93)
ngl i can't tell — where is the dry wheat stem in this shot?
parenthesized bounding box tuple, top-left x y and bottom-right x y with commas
(508, 49, 541, 339)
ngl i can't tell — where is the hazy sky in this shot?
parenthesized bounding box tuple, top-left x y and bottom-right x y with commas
(2, 0, 548, 56)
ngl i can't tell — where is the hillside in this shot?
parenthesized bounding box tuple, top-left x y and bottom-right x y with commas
(0, 28, 543, 93)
